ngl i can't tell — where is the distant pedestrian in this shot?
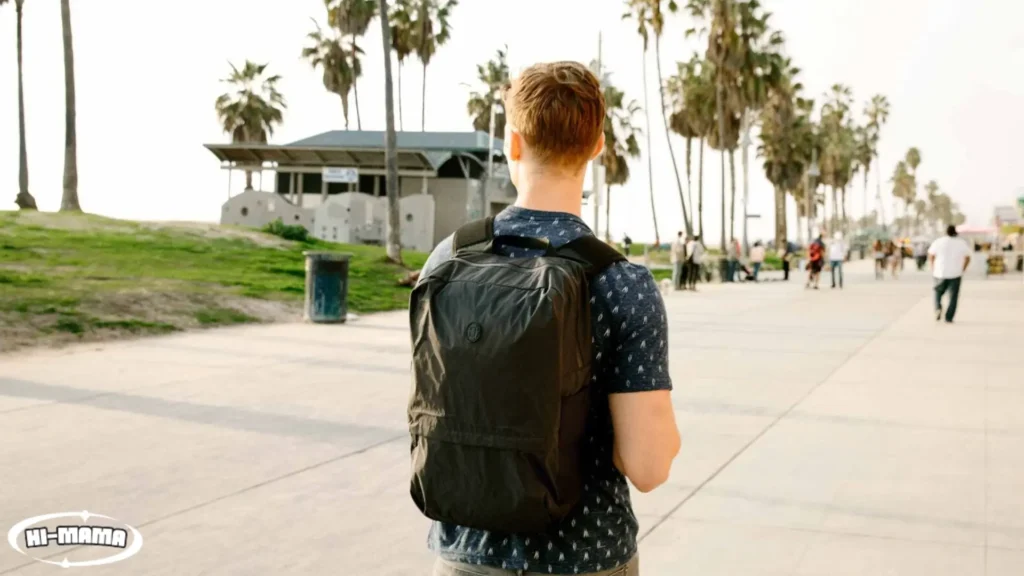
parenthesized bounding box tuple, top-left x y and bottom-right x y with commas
(886, 240, 900, 279)
(686, 235, 704, 290)
(914, 240, 928, 270)
(622, 234, 633, 256)
(806, 234, 825, 290)
(929, 225, 971, 323)
(873, 239, 886, 279)
(750, 241, 766, 282)
(728, 237, 742, 282)
(829, 232, 847, 289)
(779, 242, 793, 281)
(671, 231, 687, 290)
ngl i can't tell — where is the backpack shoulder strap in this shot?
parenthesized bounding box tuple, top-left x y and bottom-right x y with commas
(557, 235, 627, 277)
(453, 217, 494, 252)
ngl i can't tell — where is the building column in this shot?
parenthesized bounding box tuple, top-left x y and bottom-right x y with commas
(421, 176, 428, 195)
(296, 173, 304, 205)
(373, 175, 380, 197)
(320, 177, 327, 204)
(289, 173, 296, 201)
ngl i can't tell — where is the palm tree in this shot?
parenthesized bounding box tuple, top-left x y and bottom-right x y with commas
(757, 60, 814, 248)
(599, 74, 643, 241)
(330, 0, 378, 130)
(214, 61, 286, 191)
(670, 55, 716, 237)
(819, 84, 856, 231)
(905, 146, 921, 205)
(1, 0, 36, 209)
(733, 0, 785, 251)
(627, 0, 692, 235)
(410, 0, 458, 131)
(864, 95, 890, 224)
(60, 0, 80, 211)
(692, 0, 741, 251)
(622, 0, 661, 246)
(388, 0, 415, 130)
(466, 46, 509, 136)
(378, 0, 402, 263)
(890, 160, 914, 231)
(303, 20, 358, 129)
(853, 124, 873, 226)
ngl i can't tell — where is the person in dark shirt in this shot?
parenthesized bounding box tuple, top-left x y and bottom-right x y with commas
(420, 61, 680, 576)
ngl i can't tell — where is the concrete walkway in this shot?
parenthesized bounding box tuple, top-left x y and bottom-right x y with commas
(1, 261, 1022, 575)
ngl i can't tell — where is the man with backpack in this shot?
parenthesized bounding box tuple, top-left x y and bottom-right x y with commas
(410, 61, 680, 576)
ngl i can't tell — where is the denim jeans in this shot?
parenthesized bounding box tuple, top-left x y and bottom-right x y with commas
(830, 261, 843, 288)
(672, 262, 685, 289)
(934, 277, 962, 321)
(752, 262, 762, 280)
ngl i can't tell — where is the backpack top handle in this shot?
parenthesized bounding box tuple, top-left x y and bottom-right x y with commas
(557, 236, 627, 277)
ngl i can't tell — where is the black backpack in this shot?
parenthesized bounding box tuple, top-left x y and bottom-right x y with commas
(408, 217, 625, 533)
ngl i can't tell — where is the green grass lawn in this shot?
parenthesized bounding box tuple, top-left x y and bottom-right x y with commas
(0, 211, 426, 351)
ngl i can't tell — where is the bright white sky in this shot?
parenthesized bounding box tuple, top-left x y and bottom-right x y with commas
(1, 0, 1022, 243)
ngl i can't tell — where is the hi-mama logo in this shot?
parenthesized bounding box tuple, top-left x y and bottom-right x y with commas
(7, 511, 143, 568)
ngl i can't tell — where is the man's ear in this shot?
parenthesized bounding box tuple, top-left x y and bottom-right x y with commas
(590, 132, 606, 161)
(509, 131, 523, 162)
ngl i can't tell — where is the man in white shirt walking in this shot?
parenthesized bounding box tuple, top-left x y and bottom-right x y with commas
(828, 232, 847, 289)
(928, 225, 972, 323)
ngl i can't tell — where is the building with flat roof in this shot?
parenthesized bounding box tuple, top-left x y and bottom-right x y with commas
(204, 130, 512, 251)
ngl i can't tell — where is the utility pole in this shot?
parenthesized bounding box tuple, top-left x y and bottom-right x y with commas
(591, 31, 603, 236)
(482, 94, 496, 218)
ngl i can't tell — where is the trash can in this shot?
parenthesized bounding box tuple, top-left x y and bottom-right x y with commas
(718, 258, 732, 283)
(303, 252, 351, 323)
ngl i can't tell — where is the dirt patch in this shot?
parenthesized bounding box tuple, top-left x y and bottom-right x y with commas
(0, 288, 302, 354)
(9, 211, 140, 234)
(139, 221, 293, 249)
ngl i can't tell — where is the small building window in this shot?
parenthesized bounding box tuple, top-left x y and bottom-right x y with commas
(240, 206, 249, 217)
(405, 213, 414, 223)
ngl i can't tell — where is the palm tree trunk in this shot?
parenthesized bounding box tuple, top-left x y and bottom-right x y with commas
(59, 0, 80, 212)
(641, 48, 660, 246)
(728, 149, 736, 244)
(654, 36, 691, 235)
(774, 186, 786, 249)
(685, 136, 694, 225)
(715, 84, 727, 252)
(397, 59, 404, 131)
(830, 185, 839, 232)
(421, 60, 427, 131)
(352, 33, 362, 130)
(862, 170, 869, 227)
(698, 137, 705, 237)
(604, 184, 612, 242)
(378, 0, 402, 264)
(875, 153, 884, 225)
(841, 185, 848, 228)
(341, 95, 350, 130)
(13, 0, 36, 210)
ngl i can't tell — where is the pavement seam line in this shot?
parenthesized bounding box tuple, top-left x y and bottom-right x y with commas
(0, 433, 406, 574)
(638, 291, 930, 544)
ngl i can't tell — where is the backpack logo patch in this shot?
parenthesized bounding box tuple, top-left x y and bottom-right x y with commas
(465, 322, 483, 343)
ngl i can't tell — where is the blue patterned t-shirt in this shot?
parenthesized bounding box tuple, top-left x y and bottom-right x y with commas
(419, 206, 672, 574)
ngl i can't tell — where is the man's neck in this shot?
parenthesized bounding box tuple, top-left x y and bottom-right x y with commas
(513, 168, 584, 217)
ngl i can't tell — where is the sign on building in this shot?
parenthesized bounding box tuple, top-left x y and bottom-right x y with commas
(322, 167, 359, 184)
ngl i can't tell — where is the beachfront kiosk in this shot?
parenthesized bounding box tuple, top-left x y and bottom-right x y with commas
(204, 131, 512, 252)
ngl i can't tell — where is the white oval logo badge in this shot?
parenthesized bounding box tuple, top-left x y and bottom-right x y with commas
(7, 511, 143, 568)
